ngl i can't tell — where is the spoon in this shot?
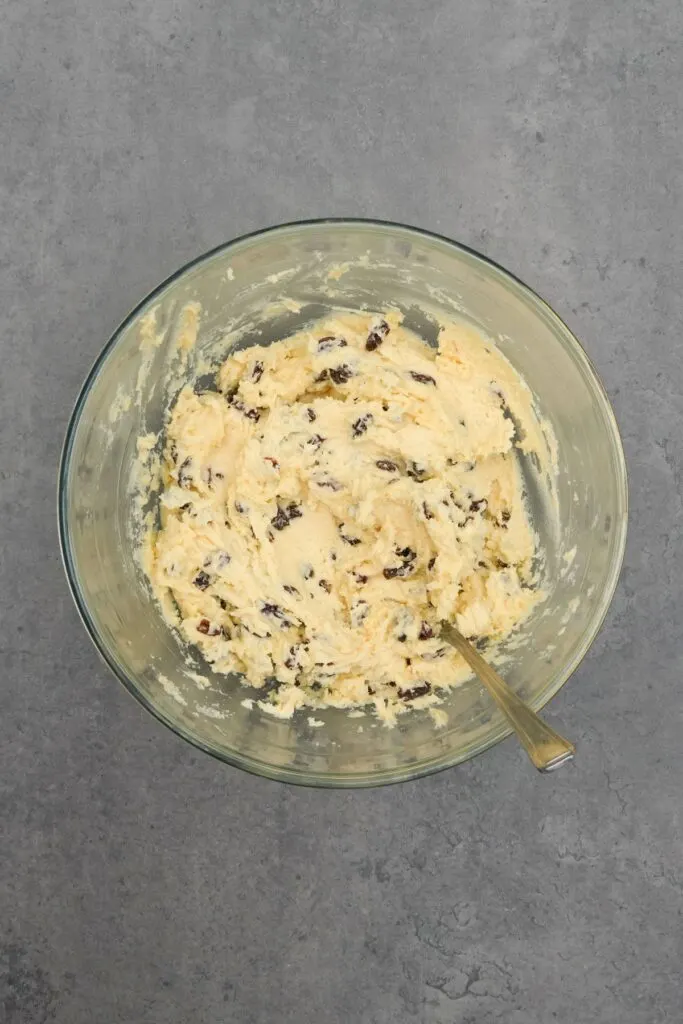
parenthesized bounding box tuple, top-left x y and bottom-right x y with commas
(440, 622, 576, 772)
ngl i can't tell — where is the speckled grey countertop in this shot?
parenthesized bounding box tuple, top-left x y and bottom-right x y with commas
(2, 2, 682, 1021)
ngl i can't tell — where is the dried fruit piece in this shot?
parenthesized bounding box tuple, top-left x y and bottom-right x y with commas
(319, 579, 332, 593)
(317, 335, 347, 352)
(409, 371, 437, 386)
(398, 682, 432, 701)
(271, 506, 290, 531)
(351, 413, 373, 437)
(365, 320, 390, 351)
(178, 457, 193, 488)
(339, 525, 362, 546)
(329, 364, 353, 385)
(383, 564, 414, 580)
(418, 622, 434, 640)
(197, 618, 221, 636)
(271, 502, 303, 530)
(407, 461, 428, 482)
(252, 361, 264, 382)
(306, 407, 317, 422)
(193, 570, 211, 590)
(376, 459, 398, 472)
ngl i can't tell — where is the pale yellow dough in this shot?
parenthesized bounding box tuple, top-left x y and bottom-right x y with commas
(147, 311, 545, 721)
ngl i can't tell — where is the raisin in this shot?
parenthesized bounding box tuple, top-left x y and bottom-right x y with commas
(283, 584, 300, 596)
(307, 407, 317, 422)
(215, 551, 231, 570)
(367, 685, 376, 696)
(261, 602, 283, 617)
(395, 547, 416, 561)
(353, 573, 368, 585)
(319, 579, 332, 593)
(423, 502, 434, 521)
(303, 565, 315, 580)
(216, 597, 228, 610)
(351, 413, 373, 437)
(495, 558, 510, 570)
(427, 556, 437, 570)
(169, 442, 178, 465)
(383, 564, 413, 579)
(229, 393, 262, 421)
(179, 502, 192, 513)
(252, 361, 264, 382)
(422, 648, 447, 661)
(501, 509, 511, 523)
(264, 456, 279, 469)
(317, 335, 347, 352)
(329, 364, 353, 385)
(316, 478, 342, 491)
(397, 634, 407, 643)
(407, 462, 427, 482)
(365, 320, 390, 351)
(196, 618, 220, 636)
(178, 457, 193, 488)
(409, 371, 437, 386)
(470, 498, 487, 513)
(418, 622, 434, 640)
(314, 369, 329, 383)
(271, 503, 302, 531)
(399, 682, 432, 701)
(307, 434, 325, 449)
(339, 525, 362, 546)
(235, 501, 247, 514)
(376, 460, 398, 472)
(193, 570, 211, 590)
(271, 506, 290, 531)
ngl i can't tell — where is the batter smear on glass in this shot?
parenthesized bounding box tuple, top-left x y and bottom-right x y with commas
(147, 310, 546, 721)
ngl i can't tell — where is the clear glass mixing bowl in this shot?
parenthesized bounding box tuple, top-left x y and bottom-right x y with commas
(59, 220, 627, 786)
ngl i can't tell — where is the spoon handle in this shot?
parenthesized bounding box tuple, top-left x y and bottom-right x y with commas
(440, 622, 576, 772)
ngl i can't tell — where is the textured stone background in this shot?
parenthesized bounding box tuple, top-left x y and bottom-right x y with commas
(2, 1, 682, 1021)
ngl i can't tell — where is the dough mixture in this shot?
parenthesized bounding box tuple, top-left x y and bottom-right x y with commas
(147, 310, 545, 721)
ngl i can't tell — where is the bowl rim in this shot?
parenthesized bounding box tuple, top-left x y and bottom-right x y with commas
(58, 217, 629, 787)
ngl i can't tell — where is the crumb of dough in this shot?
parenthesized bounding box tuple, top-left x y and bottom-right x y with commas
(146, 310, 549, 723)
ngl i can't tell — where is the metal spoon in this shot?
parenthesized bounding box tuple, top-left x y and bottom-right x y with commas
(440, 622, 576, 772)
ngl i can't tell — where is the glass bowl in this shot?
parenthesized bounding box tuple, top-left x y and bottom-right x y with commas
(59, 220, 627, 787)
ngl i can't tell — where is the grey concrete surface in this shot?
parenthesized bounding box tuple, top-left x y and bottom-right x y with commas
(1, 1, 682, 1021)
